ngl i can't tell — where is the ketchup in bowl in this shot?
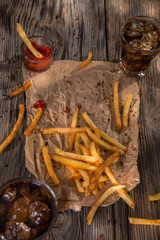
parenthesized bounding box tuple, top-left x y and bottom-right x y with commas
(21, 36, 53, 71)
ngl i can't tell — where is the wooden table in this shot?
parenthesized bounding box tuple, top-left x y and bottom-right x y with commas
(0, 0, 160, 239)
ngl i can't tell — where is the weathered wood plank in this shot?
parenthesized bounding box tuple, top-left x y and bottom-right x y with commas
(0, 0, 160, 239)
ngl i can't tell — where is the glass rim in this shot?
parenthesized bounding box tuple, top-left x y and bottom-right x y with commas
(0, 177, 58, 240)
(121, 15, 160, 54)
(21, 36, 54, 63)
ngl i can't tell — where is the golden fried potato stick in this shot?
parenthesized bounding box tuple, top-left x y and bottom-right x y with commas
(98, 182, 105, 190)
(74, 133, 82, 154)
(0, 104, 24, 155)
(54, 146, 98, 163)
(80, 51, 93, 68)
(69, 173, 82, 180)
(89, 152, 120, 192)
(79, 144, 90, 156)
(16, 23, 43, 58)
(129, 218, 160, 226)
(85, 186, 91, 197)
(68, 108, 79, 152)
(24, 108, 44, 136)
(113, 81, 122, 132)
(105, 167, 136, 208)
(99, 174, 109, 182)
(42, 146, 60, 185)
(51, 154, 97, 171)
(79, 133, 90, 148)
(92, 188, 99, 196)
(68, 166, 85, 193)
(85, 127, 125, 156)
(149, 193, 160, 201)
(122, 94, 133, 128)
(42, 127, 86, 135)
(10, 81, 32, 97)
(82, 112, 127, 151)
(86, 185, 125, 225)
(78, 169, 90, 188)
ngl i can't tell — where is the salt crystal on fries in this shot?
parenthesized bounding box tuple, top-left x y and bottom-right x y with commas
(10, 81, 32, 97)
(149, 193, 160, 201)
(42, 146, 60, 185)
(122, 94, 133, 128)
(113, 81, 122, 132)
(16, 23, 43, 58)
(82, 112, 127, 151)
(0, 104, 24, 155)
(51, 154, 97, 171)
(86, 184, 125, 225)
(54, 146, 98, 163)
(129, 218, 160, 226)
(85, 127, 125, 156)
(42, 127, 86, 135)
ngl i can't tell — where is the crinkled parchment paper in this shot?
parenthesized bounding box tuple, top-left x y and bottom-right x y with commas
(23, 61, 140, 211)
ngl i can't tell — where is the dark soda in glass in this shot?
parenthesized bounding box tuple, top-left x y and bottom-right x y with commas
(120, 16, 160, 76)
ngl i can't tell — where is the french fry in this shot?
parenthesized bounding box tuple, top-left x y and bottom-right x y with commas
(80, 51, 93, 68)
(54, 146, 98, 163)
(42, 146, 60, 185)
(69, 173, 82, 180)
(149, 193, 160, 201)
(0, 104, 24, 155)
(85, 127, 125, 156)
(42, 127, 86, 135)
(99, 174, 109, 182)
(68, 108, 79, 152)
(51, 154, 97, 171)
(82, 112, 127, 151)
(86, 185, 125, 225)
(16, 23, 43, 58)
(89, 152, 120, 192)
(75, 180, 85, 192)
(113, 81, 122, 132)
(10, 81, 32, 97)
(129, 218, 160, 226)
(122, 94, 133, 128)
(79, 133, 90, 148)
(94, 128, 101, 153)
(92, 188, 99, 196)
(78, 169, 90, 188)
(74, 133, 82, 154)
(98, 182, 105, 190)
(68, 166, 85, 193)
(105, 167, 135, 208)
(24, 108, 44, 136)
(85, 186, 91, 197)
(79, 144, 90, 156)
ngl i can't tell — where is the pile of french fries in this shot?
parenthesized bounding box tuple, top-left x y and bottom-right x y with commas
(1, 22, 159, 226)
(41, 108, 137, 225)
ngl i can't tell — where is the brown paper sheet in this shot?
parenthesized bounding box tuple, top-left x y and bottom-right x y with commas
(23, 60, 140, 211)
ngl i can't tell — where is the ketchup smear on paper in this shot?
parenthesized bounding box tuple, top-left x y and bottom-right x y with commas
(33, 100, 45, 111)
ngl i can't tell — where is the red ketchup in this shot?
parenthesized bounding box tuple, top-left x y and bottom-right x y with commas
(33, 100, 45, 111)
(23, 41, 53, 71)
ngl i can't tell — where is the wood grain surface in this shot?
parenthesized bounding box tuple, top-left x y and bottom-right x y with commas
(0, 0, 160, 239)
